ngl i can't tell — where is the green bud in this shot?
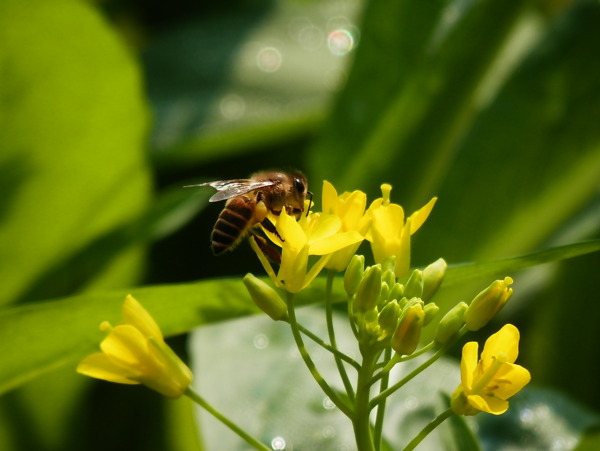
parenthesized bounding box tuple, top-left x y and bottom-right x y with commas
(243, 273, 287, 320)
(464, 277, 514, 331)
(382, 269, 396, 291)
(403, 269, 423, 299)
(423, 303, 440, 326)
(378, 282, 390, 307)
(391, 303, 424, 355)
(378, 300, 400, 336)
(344, 254, 365, 297)
(388, 283, 404, 302)
(435, 302, 468, 344)
(354, 265, 382, 312)
(421, 258, 447, 302)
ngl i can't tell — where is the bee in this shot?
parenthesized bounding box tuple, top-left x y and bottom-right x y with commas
(186, 171, 310, 256)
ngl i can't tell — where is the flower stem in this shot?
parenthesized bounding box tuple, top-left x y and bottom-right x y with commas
(294, 322, 360, 370)
(402, 408, 454, 451)
(372, 346, 391, 450)
(285, 291, 354, 418)
(353, 346, 379, 451)
(185, 387, 270, 451)
(325, 270, 356, 399)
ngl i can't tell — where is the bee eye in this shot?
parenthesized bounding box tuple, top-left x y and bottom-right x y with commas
(293, 177, 305, 193)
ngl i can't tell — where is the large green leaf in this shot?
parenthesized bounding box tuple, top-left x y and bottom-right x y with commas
(1, 240, 597, 396)
(0, 0, 151, 305)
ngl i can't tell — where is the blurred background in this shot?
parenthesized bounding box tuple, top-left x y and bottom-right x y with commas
(1, 0, 599, 449)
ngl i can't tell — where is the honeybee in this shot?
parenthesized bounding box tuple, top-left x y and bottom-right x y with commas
(186, 171, 310, 256)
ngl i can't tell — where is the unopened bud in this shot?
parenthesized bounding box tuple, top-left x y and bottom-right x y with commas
(403, 269, 423, 299)
(423, 303, 440, 326)
(382, 268, 396, 290)
(344, 254, 365, 297)
(243, 273, 287, 320)
(388, 283, 404, 302)
(421, 258, 447, 302)
(354, 265, 382, 312)
(391, 303, 424, 355)
(435, 302, 468, 344)
(378, 300, 400, 336)
(464, 277, 514, 331)
(378, 282, 390, 307)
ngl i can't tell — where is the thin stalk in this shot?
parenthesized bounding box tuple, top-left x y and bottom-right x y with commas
(294, 322, 360, 370)
(372, 341, 436, 384)
(402, 408, 454, 451)
(285, 291, 354, 418)
(372, 346, 391, 450)
(185, 387, 270, 451)
(325, 270, 356, 399)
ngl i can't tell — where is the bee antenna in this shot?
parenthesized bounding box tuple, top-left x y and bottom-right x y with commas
(306, 191, 313, 216)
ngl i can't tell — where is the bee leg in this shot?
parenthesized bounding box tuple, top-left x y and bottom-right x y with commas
(250, 233, 281, 265)
(260, 216, 285, 242)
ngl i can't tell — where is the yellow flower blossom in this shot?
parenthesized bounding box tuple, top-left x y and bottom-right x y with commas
(77, 295, 192, 398)
(365, 184, 436, 278)
(321, 181, 369, 272)
(451, 324, 531, 416)
(251, 208, 363, 293)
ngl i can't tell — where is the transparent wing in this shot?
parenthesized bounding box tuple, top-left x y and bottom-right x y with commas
(184, 179, 277, 202)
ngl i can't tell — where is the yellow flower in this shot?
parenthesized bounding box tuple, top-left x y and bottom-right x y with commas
(321, 181, 368, 272)
(77, 295, 193, 398)
(251, 208, 363, 293)
(451, 324, 531, 416)
(365, 184, 436, 278)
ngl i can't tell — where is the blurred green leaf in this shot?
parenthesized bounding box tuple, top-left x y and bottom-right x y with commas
(1, 241, 597, 396)
(143, 0, 361, 168)
(0, 0, 151, 305)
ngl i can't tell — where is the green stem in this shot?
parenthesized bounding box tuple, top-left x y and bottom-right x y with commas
(294, 322, 360, 370)
(373, 346, 392, 450)
(325, 270, 356, 399)
(353, 347, 379, 451)
(402, 408, 454, 451)
(185, 387, 270, 451)
(372, 341, 436, 384)
(285, 291, 354, 418)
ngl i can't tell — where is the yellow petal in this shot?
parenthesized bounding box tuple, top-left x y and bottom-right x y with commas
(305, 214, 341, 244)
(279, 245, 309, 293)
(301, 254, 333, 292)
(122, 295, 163, 342)
(394, 221, 411, 278)
(461, 341, 479, 391)
(467, 394, 508, 415)
(408, 197, 437, 234)
(77, 352, 141, 384)
(338, 190, 367, 229)
(278, 209, 307, 251)
(310, 230, 363, 255)
(100, 324, 153, 367)
(372, 204, 404, 239)
(481, 324, 520, 365)
(321, 180, 338, 214)
(492, 363, 531, 399)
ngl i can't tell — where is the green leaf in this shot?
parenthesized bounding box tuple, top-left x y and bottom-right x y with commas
(0, 0, 151, 305)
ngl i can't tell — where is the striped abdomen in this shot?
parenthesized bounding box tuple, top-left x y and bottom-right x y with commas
(210, 196, 256, 255)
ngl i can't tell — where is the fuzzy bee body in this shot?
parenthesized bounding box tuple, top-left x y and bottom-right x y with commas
(187, 171, 310, 255)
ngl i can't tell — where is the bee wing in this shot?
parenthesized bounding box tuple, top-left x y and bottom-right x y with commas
(185, 179, 278, 202)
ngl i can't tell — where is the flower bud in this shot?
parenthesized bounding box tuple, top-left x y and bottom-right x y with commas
(344, 254, 365, 297)
(243, 273, 287, 320)
(421, 258, 447, 302)
(354, 264, 382, 312)
(382, 268, 396, 290)
(435, 302, 468, 344)
(423, 302, 440, 326)
(464, 277, 514, 331)
(388, 283, 404, 302)
(378, 282, 390, 307)
(378, 300, 400, 336)
(391, 303, 424, 355)
(403, 269, 423, 299)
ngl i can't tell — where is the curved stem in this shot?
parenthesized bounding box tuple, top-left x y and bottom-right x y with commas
(185, 387, 270, 451)
(372, 341, 436, 385)
(285, 291, 354, 418)
(325, 270, 356, 399)
(402, 408, 454, 451)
